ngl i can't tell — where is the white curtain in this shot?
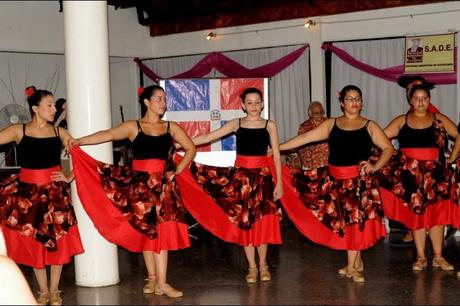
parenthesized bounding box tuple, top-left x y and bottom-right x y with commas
(0, 52, 66, 112)
(0, 52, 138, 128)
(143, 45, 311, 141)
(330, 36, 458, 128)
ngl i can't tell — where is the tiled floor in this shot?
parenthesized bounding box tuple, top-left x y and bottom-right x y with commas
(20, 222, 460, 305)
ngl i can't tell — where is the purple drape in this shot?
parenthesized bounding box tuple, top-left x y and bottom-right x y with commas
(322, 43, 457, 85)
(134, 44, 309, 82)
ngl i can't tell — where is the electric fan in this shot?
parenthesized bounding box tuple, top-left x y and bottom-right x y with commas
(0, 104, 31, 166)
(0, 104, 31, 130)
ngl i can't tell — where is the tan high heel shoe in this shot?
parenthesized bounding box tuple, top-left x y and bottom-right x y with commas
(345, 269, 365, 283)
(432, 257, 454, 271)
(49, 290, 63, 305)
(259, 264, 271, 282)
(143, 275, 156, 294)
(245, 266, 258, 283)
(154, 283, 183, 298)
(338, 262, 364, 275)
(36, 292, 50, 305)
(412, 257, 427, 271)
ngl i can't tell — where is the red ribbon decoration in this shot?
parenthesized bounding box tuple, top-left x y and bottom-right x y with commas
(137, 86, 145, 97)
(25, 87, 35, 97)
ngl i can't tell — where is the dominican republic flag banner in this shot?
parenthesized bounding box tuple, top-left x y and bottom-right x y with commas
(161, 78, 268, 156)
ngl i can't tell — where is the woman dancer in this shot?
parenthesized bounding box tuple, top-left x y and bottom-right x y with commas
(379, 83, 458, 271)
(278, 85, 393, 283)
(0, 86, 84, 305)
(176, 87, 283, 283)
(70, 85, 195, 297)
(447, 123, 460, 278)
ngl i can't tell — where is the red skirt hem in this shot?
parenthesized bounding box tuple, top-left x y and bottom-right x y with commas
(176, 166, 282, 247)
(2, 225, 84, 269)
(380, 188, 455, 230)
(71, 147, 191, 253)
(277, 164, 386, 251)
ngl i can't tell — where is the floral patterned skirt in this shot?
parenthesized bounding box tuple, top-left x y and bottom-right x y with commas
(71, 147, 190, 253)
(280, 164, 386, 251)
(446, 159, 460, 229)
(0, 168, 83, 268)
(175, 155, 282, 247)
(378, 149, 454, 230)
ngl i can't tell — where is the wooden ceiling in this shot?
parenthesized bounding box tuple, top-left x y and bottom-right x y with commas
(107, 0, 450, 37)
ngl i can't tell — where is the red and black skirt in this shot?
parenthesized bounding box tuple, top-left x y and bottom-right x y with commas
(175, 155, 282, 247)
(378, 148, 453, 230)
(445, 159, 460, 229)
(71, 147, 190, 253)
(280, 164, 387, 251)
(0, 166, 84, 269)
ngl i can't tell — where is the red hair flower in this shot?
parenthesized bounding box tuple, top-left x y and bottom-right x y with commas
(137, 86, 145, 97)
(25, 86, 35, 98)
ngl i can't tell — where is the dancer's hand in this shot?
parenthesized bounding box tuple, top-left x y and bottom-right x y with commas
(66, 138, 80, 151)
(174, 164, 186, 175)
(360, 161, 378, 174)
(267, 148, 273, 157)
(446, 155, 457, 164)
(174, 142, 183, 150)
(51, 171, 74, 183)
(273, 182, 283, 201)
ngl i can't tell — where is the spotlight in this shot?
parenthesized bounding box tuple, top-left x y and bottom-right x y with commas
(206, 32, 217, 40)
(304, 20, 316, 28)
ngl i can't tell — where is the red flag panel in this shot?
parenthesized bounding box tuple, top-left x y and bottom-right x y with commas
(220, 79, 265, 110)
(177, 121, 211, 152)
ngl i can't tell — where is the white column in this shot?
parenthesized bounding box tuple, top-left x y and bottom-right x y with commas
(309, 22, 325, 103)
(64, 0, 119, 286)
(456, 31, 460, 238)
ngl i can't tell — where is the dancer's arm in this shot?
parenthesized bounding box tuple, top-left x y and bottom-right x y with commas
(170, 122, 196, 174)
(436, 112, 458, 139)
(279, 118, 333, 152)
(436, 113, 459, 163)
(69, 121, 136, 147)
(193, 119, 239, 146)
(383, 115, 404, 139)
(362, 121, 394, 173)
(0, 124, 22, 146)
(267, 120, 283, 201)
(448, 135, 460, 163)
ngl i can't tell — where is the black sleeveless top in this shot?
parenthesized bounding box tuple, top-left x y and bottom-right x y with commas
(236, 119, 270, 156)
(132, 121, 173, 160)
(17, 124, 62, 169)
(398, 113, 437, 148)
(328, 119, 373, 166)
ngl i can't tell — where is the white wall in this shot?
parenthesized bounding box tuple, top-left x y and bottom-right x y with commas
(0, 1, 64, 54)
(109, 57, 139, 125)
(149, 2, 460, 102)
(0, 52, 139, 128)
(0, 1, 147, 128)
(0, 1, 152, 57)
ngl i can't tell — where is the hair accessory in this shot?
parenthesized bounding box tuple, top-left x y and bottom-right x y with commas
(137, 86, 145, 97)
(25, 86, 35, 98)
(397, 75, 435, 90)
